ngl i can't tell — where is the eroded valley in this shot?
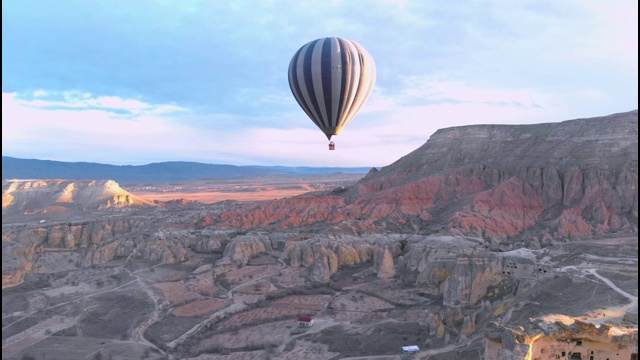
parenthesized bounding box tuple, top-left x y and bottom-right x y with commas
(3, 111, 638, 359)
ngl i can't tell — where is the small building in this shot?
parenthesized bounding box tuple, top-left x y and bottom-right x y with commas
(297, 317, 314, 327)
(402, 345, 420, 354)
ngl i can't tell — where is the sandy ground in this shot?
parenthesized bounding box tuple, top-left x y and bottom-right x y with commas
(224, 265, 281, 284)
(1, 316, 77, 357)
(329, 292, 395, 313)
(125, 174, 364, 204)
(184, 350, 268, 360)
(271, 267, 307, 288)
(233, 280, 273, 294)
(216, 307, 315, 330)
(173, 299, 229, 317)
(153, 272, 219, 305)
(192, 320, 292, 353)
(542, 266, 638, 330)
(271, 295, 331, 311)
(132, 188, 312, 203)
(277, 340, 339, 360)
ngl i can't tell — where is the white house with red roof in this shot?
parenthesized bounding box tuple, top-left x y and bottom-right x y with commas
(297, 317, 314, 327)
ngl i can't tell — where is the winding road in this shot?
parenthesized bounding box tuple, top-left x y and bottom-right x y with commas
(2, 264, 169, 358)
(127, 267, 169, 357)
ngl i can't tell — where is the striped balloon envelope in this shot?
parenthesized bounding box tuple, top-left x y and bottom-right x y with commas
(288, 37, 376, 147)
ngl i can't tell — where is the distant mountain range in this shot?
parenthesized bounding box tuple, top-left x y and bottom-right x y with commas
(1, 157, 373, 183)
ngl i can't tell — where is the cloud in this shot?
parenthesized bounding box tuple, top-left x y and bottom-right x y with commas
(577, 89, 607, 102)
(363, 78, 558, 116)
(0, 72, 604, 167)
(2, 83, 568, 167)
(569, 0, 638, 73)
(2, 1, 637, 166)
(2, 92, 204, 163)
(234, 87, 295, 112)
(9, 91, 189, 118)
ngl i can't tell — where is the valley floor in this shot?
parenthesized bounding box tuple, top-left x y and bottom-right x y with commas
(2, 234, 637, 360)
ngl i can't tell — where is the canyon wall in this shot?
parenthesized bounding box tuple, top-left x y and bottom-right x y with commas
(1, 219, 234, 287)
(202, 111, 638, 245)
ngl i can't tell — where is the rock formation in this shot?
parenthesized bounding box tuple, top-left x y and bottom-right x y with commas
(375, 246, 395, 279)
(485, 321, 639, 360)
(198, 110, 637, 247)
(1, 219, 234, 283)
(1, 179, 156, 221)
(1, 110, 637, 358)
(223, 234, 272, 265)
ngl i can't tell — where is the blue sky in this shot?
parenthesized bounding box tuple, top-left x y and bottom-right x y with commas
(2, 0, 638, 167)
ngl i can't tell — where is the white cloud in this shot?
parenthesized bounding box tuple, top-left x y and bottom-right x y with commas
(1, 84, 623, 167)
(1, 79, 577, 167)
(2, 0, 636, 167)
(235, 87, 293, 108)
(228, 97, 568, 167)
(382, 0, 407, 8)
(570, 0, 638, 72)
(362, 78, 559, 117)
(2, 92, 204, 163)
(577, 89, 607, 102)
(85, 96, 150, 111)
(9, 91, 189, 117)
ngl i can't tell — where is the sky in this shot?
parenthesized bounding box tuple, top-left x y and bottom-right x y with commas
(2, 0, 638, 167)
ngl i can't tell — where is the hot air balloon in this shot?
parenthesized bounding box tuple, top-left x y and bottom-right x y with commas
(288, 37, 376, 150)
